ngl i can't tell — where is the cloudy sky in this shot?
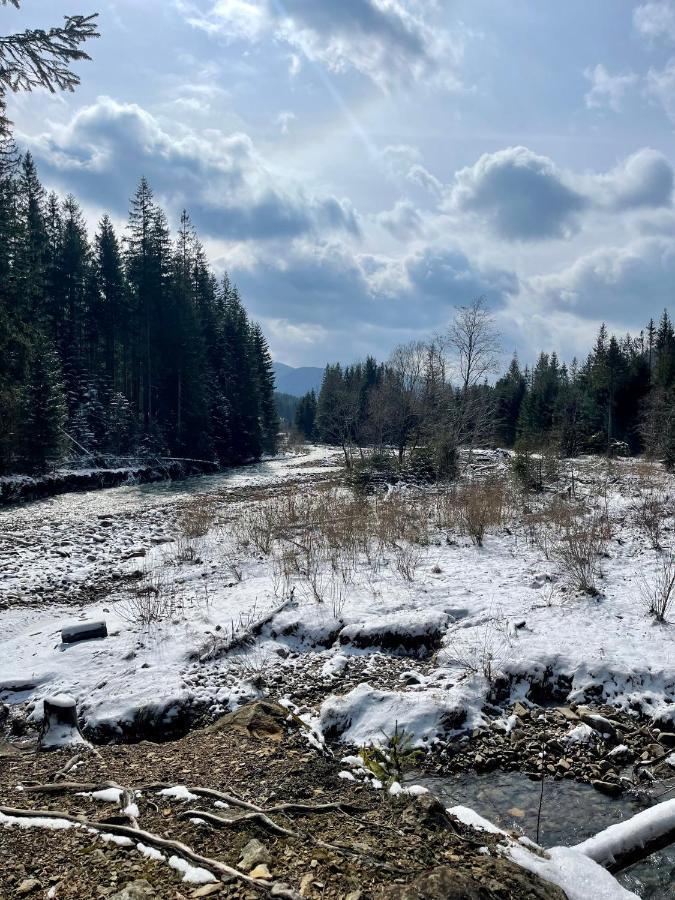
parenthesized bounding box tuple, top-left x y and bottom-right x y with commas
(5, 1, 675, 366)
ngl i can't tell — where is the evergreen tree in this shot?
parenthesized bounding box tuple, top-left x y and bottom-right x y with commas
(250, 322, 279, 455)
(295, 390, 317, 440)
(20, 331, 67, 470)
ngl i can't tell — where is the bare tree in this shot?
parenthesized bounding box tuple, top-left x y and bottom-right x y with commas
(377, 341, 426, 463)
(0, 1, 98, 133)
(445, 297, 501, 451)
(446, 297, 501, 395)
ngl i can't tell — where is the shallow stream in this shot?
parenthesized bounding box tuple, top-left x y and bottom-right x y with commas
(418, 772, 674, 898)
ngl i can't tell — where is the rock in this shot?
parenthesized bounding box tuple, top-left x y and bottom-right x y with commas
(190, 886, 221, 898)
(646, 742, 665, 757)
(556, 707, 580, 722)
(61, 620, 108, 644)
(271, 885, 300, 898)
(401, 794, 455, 831)
(110, 882, 156, 900)
(16, 880, 41, 896)
(591, 779, 623, 797)
(577, 710, 618, 741)
(658, 732, 675, 747)
(206, 700, 290, 742)
(239, 838, 269, 871)
(380, 861, 566, 899)
(249, 864, 272, 880)
(0, 740, 19, 758)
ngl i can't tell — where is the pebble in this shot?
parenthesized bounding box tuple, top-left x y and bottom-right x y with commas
(239, 838, 270, 871)
(249, 864, 272, 880)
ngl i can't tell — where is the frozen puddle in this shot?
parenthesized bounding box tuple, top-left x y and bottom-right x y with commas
(417, 772, 675, 898)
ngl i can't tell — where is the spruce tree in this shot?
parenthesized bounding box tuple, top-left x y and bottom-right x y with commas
(20, 331, 67, 470)
(250, 322, 279, 455)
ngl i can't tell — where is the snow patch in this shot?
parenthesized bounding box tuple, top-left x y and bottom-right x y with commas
(168, 855, 217, 884)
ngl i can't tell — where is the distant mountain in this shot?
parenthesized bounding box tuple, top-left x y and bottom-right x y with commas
(273, 362, 325, 397)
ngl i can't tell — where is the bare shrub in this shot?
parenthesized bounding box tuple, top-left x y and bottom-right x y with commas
(631, 490, 669, 551)
(222, 547, 243, 582)
(117, 570, 185, 626)
(178, 497, 216, 539)
(174, 537, 199, 563)
(394, 543, 422, 581)
(444, 615, 512, 685)
(553, 515, 610, 595)
(229, 647, 274, 689)
(639, 554, 675, 622)
(457, 479, 507, 547)
(522, 494, 578, 558)
(237, 503, 276, 555)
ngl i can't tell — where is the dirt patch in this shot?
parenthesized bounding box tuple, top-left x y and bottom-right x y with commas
(0, 702, 565, 899)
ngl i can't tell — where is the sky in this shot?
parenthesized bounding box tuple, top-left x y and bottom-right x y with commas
(4, 0, 675, 367)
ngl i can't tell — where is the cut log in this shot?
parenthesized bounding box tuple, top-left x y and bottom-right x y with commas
(39, 695, 90, 751)
(61, 621, 107, 644)
(574, 798, 675, 874)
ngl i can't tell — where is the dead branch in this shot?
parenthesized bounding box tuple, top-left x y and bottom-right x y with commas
(0, 805, 298, 897)
(179, 808, 296, 837)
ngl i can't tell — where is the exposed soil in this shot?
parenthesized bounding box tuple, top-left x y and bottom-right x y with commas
(0, 701, 566, 900)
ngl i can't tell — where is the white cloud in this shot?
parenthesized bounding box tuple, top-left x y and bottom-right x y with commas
(450, 147, 587, 241)
(375, 199, 423, 240)
(406, 163, 443, 197)
(590, 149, 674, 211)
(584, 64, 638, 112)
(27, 96, 360, 242)
(448, 146, 673, 241)
(276, 111, 297, 134)
(646, 57, 675, 122)
(634, 1, 675, 43)
(184, 0, 462, 91)
(528, 236, 675, 323)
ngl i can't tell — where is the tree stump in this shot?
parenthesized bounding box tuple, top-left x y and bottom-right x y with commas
(39, 695, 89, 751)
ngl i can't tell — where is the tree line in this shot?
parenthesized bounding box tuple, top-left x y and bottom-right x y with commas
(0, 151, 278, 473)
(294, 300, 675, 474)
(0, 4, 278, 474)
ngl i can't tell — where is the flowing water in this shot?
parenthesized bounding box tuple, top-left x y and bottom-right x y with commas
(418, 772, 674, 898)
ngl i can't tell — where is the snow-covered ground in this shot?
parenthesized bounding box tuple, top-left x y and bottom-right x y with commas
(1, 449, 674, 747)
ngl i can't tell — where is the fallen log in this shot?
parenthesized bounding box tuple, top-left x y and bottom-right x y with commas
(574, 798, 675, 874)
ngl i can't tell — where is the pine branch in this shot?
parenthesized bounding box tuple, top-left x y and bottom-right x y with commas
(0, 11, 99, 95)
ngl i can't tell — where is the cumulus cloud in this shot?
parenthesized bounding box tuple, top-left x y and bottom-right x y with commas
(634, 1, 675, 43)
(592, 149, 674, 211)
(185, 0, 461, 90)
(584, 64, 638, 112)
(231, 238, 516, 347)
(27, 96, 359, 241)
(528, 236, 675, 323)
(406, 163, 443, 197)
(375, 199, 423, 240)
(404, 247, 518, 306)
(450, 147, 587, 240)
(448, 146, 673, 241)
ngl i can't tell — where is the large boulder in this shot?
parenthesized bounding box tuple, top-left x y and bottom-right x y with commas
(205, 700, 292, 742)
